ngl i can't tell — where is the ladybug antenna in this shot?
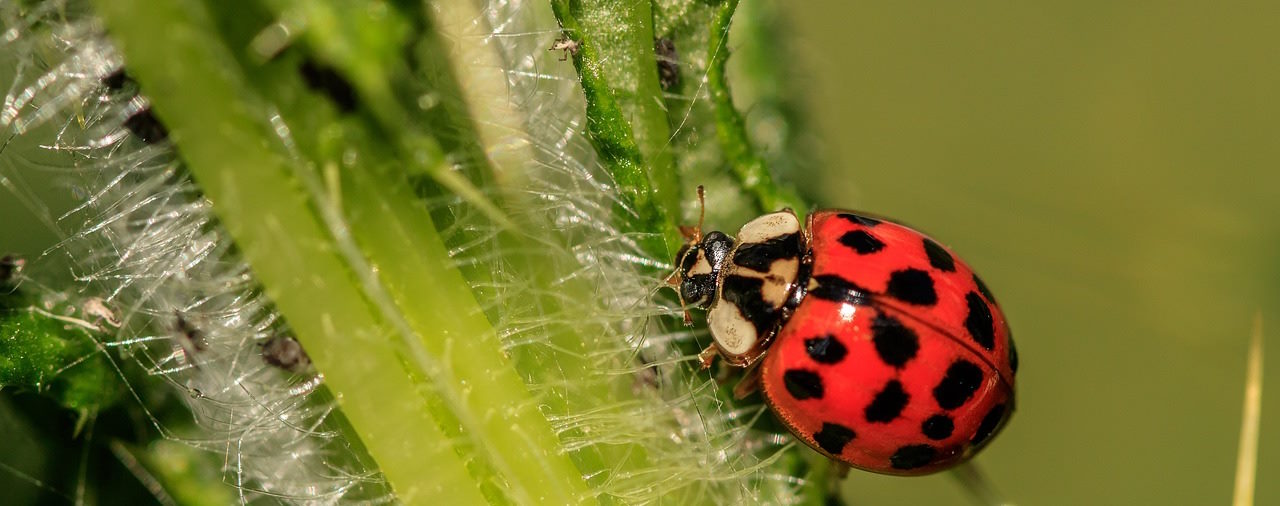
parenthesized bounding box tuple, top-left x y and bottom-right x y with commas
(679, 185, 706, 243)
(669, 185, 706, 326)
(695, 185, 706, 241)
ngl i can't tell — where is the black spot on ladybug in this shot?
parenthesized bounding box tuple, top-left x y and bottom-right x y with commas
(1009, 336, 1019, 374)
(805, 334, 847, 365)
(872, 313, 919, 368)
(970, 403, 1007, 448)
(933, 359, 983, 410)
(300, 58, 358, 113)
(922, 238, 956, 272)
(964, 291, 995, 350)
(807, 275, 871, 305)
(732, 232, 802, 272)
(890, 444, 937, 470)
(921, 414, 954, 440)
(973, 273, 996, 303)
(864, 379, 909, 423)
(837, 213, 881, 227)
(783, 369, 824, 400)
(839, 230, 885, 254)
(885, 268, 937, 306)
(722, 275, 783, 336)
(655, 37, 680, 91)
(123, 108, 169, 144)
(812, 422, 856, 455)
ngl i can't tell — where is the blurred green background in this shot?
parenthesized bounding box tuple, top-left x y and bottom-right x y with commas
(2, 1, 1277, 505)
(791, 1, 1279, 504)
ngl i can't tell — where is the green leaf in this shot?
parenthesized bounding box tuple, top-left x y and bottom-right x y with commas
(0, 296, 123, 418)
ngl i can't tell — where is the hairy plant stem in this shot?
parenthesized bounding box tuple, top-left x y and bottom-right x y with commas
(89, 0, 592, 503)
(24, 0, 840, 502)
(554, 0, 833, 502)
(550, 0, 682, 259)
(708, 0, 804, 216)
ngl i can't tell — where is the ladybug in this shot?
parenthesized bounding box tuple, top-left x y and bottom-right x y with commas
(669, 193, 1016, 476)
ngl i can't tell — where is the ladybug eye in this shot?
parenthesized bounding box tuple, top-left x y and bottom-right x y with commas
(701, 231, 733, 266)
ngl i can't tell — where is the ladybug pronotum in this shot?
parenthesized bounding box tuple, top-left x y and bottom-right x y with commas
(669, 197, 1016, 476)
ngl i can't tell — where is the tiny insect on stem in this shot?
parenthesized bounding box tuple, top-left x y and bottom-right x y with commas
(548, 35, 579, 61)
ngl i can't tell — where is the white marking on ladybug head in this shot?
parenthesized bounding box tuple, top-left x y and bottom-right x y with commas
(736, 210, 800, 243)
(688, 250, 713, 276)
(708, 301, 757, 357)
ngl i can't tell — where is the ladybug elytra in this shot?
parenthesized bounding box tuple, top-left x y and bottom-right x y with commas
(669, 199, 1016, 476)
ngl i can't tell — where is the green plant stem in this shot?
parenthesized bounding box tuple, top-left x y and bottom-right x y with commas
(90, 1, 482, 501)
(91, 0, 593, 504)
(424, 0, 533, 187)
(1231, 313, 1263, 506)
(424, 0, 661, 494)
(265, 1, 514, 231)
(564, 1, 833, 500)
(550, 0, 682, 259)
(708, 0, 804, 215)
(573, 0, 682, 215)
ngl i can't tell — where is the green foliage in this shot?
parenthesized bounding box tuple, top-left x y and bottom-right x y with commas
(91, 0, 586, 502)
(2, 0, 827, 503)
(0, 291, 122, 419)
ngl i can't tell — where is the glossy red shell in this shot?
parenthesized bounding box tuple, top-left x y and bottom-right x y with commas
(759, 210, 1016, 475)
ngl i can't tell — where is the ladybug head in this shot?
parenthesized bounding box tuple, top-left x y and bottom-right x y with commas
(669, 230, 734, 315)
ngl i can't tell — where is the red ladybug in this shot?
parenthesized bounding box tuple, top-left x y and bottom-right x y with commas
(669, 199, 1015, 476)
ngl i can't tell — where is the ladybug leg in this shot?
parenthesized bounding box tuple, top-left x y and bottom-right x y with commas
(731, 361, 762, 399)
(697, 345, 719, 369)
